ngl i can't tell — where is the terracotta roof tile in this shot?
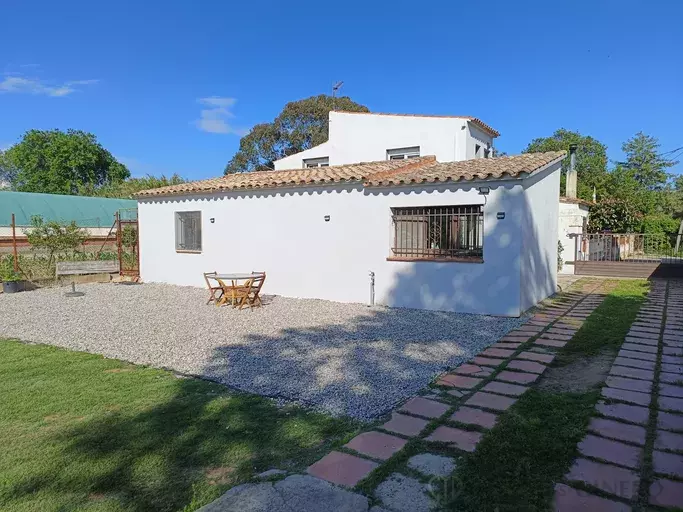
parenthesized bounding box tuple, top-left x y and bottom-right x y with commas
(136, 152, 565, 198)
(364, 151, 567, 186)
(135, 157, 435, 197)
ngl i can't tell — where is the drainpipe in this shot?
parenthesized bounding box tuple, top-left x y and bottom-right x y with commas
(368, 271, 375, 306)
(566, 144, 578, 199)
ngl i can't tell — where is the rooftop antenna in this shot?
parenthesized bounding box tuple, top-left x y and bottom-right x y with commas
(332, 81, 344, 111)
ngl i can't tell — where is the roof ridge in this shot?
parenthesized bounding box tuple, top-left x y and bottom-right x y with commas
(362, 155, 436, 184)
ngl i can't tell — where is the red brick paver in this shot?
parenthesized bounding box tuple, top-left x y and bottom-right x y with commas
(578, 434, 642, 469)
(605, 376, 652, 393)
(601, 387, 652, 407)
(655, 430, 683, 452)
(553, 483, 632, 512)
(588, 417, 647, 446)
(399, 397, 450, 419)
(596, 403, 650, 425)
(660, 396, 683, 413)
(471, 356, 504, 367)
(652, 450, 683, 478)
(517, 351, 554, 363)
(307, 451, 378, 487)
(437, 374, 483, 389)
(483, 381, 528, 397)
(506, 359, 547, 374)
(482, 347, 516, 359)
(565, 458, 640, 499)
(650, 478, 683, 508)
(535, 338, 567, 348)
(344, 431, 407, 461)
(425, 425, 482, 452)
(450, 406, 498, 429)
(496, 370, 539, 385)
(609, 365, 655, 381)
(465, 391, 517, 411)
(381, 413, 429, 437)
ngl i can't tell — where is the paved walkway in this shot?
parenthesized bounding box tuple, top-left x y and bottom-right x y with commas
(200, 278, 651, 511)
(555, 279, 683, 511)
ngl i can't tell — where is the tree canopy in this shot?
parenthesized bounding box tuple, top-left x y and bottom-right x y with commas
(224, 95, 369, 174)
(523, 129, 609, 200)
(3, 129, 129, 195)
(620, 132, 676, 190)
(81, 174, 187, 198)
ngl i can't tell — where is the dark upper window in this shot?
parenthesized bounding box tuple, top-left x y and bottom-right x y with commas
(390, 205, 483, 261)
(303, 157, 330, 168)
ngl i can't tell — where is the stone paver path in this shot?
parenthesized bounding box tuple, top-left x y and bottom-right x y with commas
(304, 279, 615, 511)
(198, 278, 631, 511)
(555, 279, 683, 511)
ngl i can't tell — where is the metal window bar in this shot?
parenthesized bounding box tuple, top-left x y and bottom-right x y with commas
(175, 211, 202, 251)
(391, 205, 483, 259)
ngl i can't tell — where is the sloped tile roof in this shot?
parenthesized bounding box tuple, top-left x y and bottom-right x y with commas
(136, 152, 565, 197)
(365, 151, 567, 186)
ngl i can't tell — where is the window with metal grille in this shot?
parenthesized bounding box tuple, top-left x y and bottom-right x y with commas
(175, 211, 202, 252)
(391, 205, 483, 260)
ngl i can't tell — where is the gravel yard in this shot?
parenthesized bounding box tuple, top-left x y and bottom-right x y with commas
(0, 283, 525, 420)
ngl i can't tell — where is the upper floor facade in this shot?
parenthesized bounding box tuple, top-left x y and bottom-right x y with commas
(273, 111, 499, 170)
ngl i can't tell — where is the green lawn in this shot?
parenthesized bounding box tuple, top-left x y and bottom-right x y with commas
(0, 339, 359, 512)
(445, 279, 649, 512)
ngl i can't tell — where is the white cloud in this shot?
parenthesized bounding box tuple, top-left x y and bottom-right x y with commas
(194, 96, 247, 135)
(0, 74, 99, 97)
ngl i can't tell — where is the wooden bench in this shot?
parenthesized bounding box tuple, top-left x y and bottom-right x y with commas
(56, 260, 120, 279)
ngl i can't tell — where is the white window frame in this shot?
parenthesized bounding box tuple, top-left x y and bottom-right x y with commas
(175, 211, 202, 253)
(303, 157, 329, 168)
(386, 146, 420, 160)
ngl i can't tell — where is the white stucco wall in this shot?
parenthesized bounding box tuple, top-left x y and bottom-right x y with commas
(139, 180, 532, 316)
(273, 112, 494, 170)
(519, 162, 562, 312)
(558, 202, 589, 274)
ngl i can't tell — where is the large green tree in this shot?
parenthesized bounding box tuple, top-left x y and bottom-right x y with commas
(225, 95, 369, 173)
(81, 174, 187, 198)
(523, 128, 608, 200)
(620, 132, 677, 190)
(4, 129, 129, 194)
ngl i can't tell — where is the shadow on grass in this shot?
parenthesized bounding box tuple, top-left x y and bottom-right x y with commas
(0, 340, 358, 512)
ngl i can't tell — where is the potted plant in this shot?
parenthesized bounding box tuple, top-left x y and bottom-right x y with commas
(1, 264, 23, 293)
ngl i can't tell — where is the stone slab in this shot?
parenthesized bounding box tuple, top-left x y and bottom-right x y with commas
(649, 478, 683, 508)
(658, 411, 683, 432)
(605, 376, 652, 393)
(506, 359, 547, 374)
(425, 426, 482, 452)
(381, 413, 429, 437)
(407, 453, 456, 478)
(307, 451, 378, 488)
(609, 365, 655, 381)
(596, 402, 650, 425)
(496, 370, 539, 385)
(450, 406, 498, 429)
(483, 381, 528, 397)
(399, 397, 450, 419)
(565, 458, 639, 499)
(437, 374, 483, 390)
(588, 417, 646, 446)
(655, 430, 683, 453)
(578, 434, 641, 469)
(465, 391, 517, 411)
(653, 450, 683, 478)
(375, 473, 433, 512)
(601, 387, 652, 407)
(553, 483, 631, 512)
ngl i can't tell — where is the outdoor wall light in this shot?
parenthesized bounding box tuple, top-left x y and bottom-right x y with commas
(210, 218, 215, 224)
(324, 215, 330, 222)
(478, 186, 490, 195)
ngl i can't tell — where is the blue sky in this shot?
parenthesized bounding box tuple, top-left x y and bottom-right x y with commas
(1, 0, 681, 180)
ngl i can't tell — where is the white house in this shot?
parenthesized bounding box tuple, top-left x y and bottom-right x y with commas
(558, 197, 590, 274)
(137, 151, 566, 317)
(273, 111, 500, 170)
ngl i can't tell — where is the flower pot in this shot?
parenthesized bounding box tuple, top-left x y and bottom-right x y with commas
(2, 281, 22, 293)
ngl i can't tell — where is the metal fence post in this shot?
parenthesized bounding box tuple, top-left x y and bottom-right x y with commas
(11, 213, 19, 272)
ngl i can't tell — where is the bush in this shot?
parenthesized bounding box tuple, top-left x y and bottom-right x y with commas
(587, 199, 642, 233)
(640, 215, 679, 235)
